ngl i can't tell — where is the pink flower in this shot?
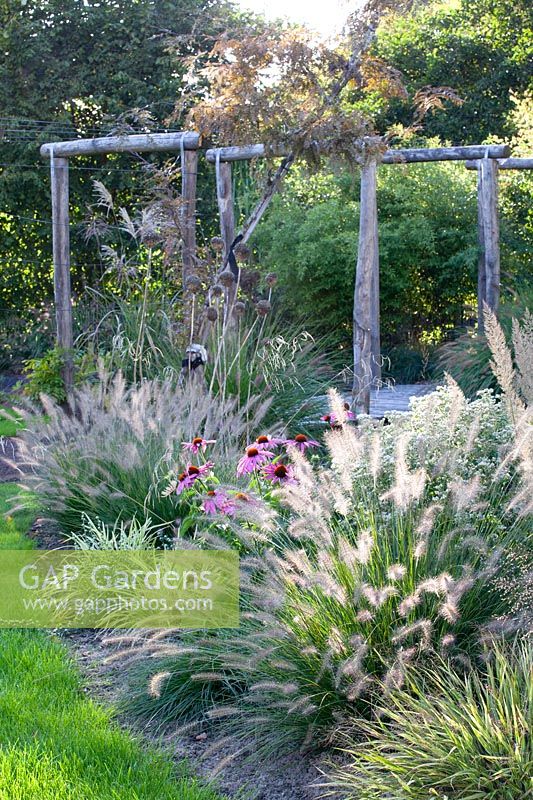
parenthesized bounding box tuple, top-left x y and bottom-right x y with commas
(182, 437, 216, 454)
(285, 434, 320, 453)
(262, 462, 297, 485)
(343, 404, 357, 422)
(237, 446, 274, 476)
(321, 403, 356, 425)
(202, 489, 236, 516)
(254, 434, 286, 450)
(176, 462, 214, 494)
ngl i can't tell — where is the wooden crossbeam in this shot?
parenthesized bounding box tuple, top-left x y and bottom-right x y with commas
(40, 131, 200, 159)
(206, 143, 510, 164)
(465, 157, 533, 170)
(381, 144, 510, 164)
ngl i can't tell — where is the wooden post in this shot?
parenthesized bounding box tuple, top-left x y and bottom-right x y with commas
(478, 158, 500, 317)
(50, 156, 73, 393)
(353, 157, 379, 414)
(215, 159, 235, 263)
(476, 165, 486, 333)
(181, 148, 198, 281)
(370, 218, 381, 386)
(215, 158, 237, 313)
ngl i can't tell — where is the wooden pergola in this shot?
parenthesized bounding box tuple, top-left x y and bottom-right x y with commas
(40, 132, 200, 389)
(205, 142, 511, 412)
(41, 131, 528, 412)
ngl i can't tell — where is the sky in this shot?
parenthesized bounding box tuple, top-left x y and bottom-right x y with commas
(236, 0, 363, 38)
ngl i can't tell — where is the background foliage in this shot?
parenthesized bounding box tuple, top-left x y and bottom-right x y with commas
(0, 0, 237, 320)
(254, 161, 480, 352)
(0, 0, 531, 381)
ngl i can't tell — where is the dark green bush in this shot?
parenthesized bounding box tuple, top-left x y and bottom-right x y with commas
(253, 161, 479, 361)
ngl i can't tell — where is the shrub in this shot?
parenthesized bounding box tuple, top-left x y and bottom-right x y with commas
(22, 346, 98, 403)
(253, 160, 479, 356)
(15, 372, 270, 542)
(325, 640, 533, 800)
(355, 380, 514, 495)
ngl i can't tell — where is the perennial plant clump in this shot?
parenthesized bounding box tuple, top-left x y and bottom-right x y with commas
(325, 641, 533, 800)
(13, 371, 272, 543)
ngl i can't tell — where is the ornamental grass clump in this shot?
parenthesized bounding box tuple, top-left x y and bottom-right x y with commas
(127, 378, 531, 760)
(12, 370, 270, 543)
(324, 640, 533, 800)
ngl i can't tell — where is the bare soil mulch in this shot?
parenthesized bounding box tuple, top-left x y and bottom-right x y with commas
(0, 437, 20, 483)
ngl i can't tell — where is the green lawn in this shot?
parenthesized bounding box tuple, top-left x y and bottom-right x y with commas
(0, 481, 223, 800)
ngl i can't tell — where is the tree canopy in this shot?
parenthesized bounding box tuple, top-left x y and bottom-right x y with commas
(371, 0, 533, 143)
(0, 0, 238, 314)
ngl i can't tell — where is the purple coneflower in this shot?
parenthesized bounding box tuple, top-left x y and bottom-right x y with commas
(254, 434, 286, 450)
(237, 446, 274, 476)
(202, 489, 236, 516)
(285, 433, 320, 453)
(176, 462, 214, 494)
(262, 462, 297, 485)
(182, 436, 216, 454)
(342, 403, 356, 421)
